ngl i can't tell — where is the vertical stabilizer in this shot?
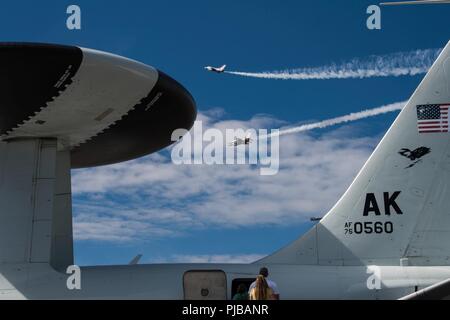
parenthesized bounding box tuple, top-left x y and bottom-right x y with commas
(261, 41, 450, 266)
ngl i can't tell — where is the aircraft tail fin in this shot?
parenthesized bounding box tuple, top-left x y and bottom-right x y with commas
(260, 40, 450, 266)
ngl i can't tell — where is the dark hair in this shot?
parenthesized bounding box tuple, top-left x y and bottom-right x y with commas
(259, 267, 269, 277)
(237, 283, 247, 294)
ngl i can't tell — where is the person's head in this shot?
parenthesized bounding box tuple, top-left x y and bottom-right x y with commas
(237, 283, 247, 294)
(259, 267, 269, 278)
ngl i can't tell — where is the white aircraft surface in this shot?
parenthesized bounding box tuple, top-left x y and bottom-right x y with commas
(229, 134, 253, 147)
(2, 41, 450, 300)
(205, 65, 227, 73)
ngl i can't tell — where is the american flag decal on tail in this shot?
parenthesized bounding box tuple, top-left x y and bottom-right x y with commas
(417, 104, 450, 133)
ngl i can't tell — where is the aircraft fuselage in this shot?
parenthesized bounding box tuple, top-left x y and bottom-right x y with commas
(1, 263, 449, 299)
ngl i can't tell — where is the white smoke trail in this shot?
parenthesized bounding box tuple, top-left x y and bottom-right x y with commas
(260, 101, 406, 139)
(226, 49, 441, 80)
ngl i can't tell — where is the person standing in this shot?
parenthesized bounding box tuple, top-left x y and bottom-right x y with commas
(249, 267, 280, 300)
(232, 283, 249, 300)
(249, 275, 273, 300)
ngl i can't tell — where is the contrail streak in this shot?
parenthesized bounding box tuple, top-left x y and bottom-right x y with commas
(226, 49, 440, 80)
(260, 101, 406, 139)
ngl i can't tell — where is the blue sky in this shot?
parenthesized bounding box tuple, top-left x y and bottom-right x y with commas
(1, 1, 449, 265)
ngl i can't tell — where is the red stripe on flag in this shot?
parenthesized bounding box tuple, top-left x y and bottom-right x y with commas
(418, 125, 444, 129)
(418, 121, 441, 124)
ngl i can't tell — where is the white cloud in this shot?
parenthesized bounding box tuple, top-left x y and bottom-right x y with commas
(151, 254, 266, 264)
(72, 108, 384, 242)
(72, 199, 200, 242)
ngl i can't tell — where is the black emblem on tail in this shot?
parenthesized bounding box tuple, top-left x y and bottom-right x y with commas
(398, 147, 431, 168)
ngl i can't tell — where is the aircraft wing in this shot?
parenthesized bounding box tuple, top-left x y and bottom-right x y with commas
(128, 254, 143, 265)
(399, 279, 450, 300)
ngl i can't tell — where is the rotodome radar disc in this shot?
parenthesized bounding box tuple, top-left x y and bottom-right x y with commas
(0, 43, 197, 168)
